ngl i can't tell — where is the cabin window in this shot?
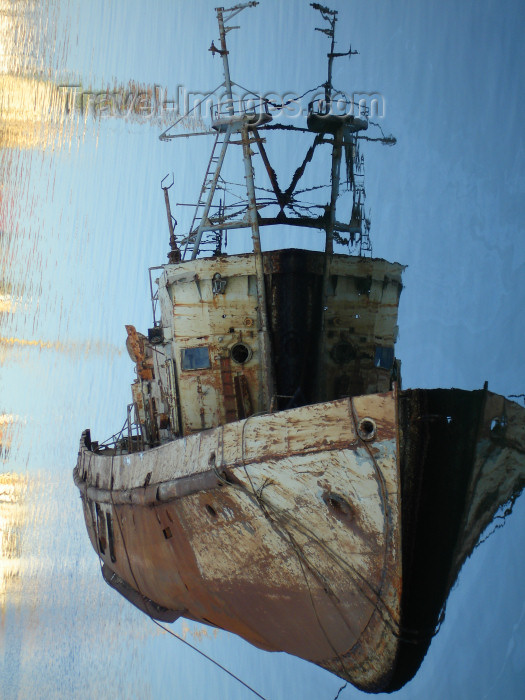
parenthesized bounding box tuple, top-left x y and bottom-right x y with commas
(181, 347, 211, 370)
(374, 346, 394, 369)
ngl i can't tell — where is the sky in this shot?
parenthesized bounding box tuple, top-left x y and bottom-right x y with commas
(1, 0, 524, 698)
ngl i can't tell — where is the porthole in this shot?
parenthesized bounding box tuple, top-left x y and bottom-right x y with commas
(330, 342, 355, 365)
(231, 342, 252, 364)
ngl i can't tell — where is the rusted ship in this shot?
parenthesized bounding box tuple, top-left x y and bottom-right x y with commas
(73, 3, 525, 693)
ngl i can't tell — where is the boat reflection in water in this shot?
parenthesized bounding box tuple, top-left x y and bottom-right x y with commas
(73, 3, 525, 694)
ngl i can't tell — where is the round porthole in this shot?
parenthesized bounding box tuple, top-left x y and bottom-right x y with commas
(358, 417, 376, 441)
(330, 342, 355, 365)
(231, 342, 252, 364)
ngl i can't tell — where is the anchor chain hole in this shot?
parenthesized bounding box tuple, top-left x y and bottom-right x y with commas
(205, 504, 217, 518)
(358, 417, 376, 441)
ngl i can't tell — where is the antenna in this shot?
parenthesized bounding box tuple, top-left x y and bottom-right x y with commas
(159, 2, 258, 142)
(211, 3, 260, 114)
(161, 174, 180, 263)
(311, 2, 358, 110)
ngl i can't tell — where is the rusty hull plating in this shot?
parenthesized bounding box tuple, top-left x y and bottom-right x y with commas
(76, 393, 403, 691)
(74, 384, 525, 692)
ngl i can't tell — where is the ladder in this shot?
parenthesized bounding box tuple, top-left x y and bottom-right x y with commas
(184, 124, 233, 259)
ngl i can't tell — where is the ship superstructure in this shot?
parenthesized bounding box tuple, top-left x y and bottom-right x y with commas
(118, 2, 403, 448)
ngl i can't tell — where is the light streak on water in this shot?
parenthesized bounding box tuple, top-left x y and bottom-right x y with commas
(0, 335, 123, 356)
(0, 472, 27, 608)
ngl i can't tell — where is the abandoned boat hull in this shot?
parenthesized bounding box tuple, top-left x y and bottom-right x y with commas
(74, 386, 525, 692)
(389, 388, 525, 690)
(75, 392, 403, 692)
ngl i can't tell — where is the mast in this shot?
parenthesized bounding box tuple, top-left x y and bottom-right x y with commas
(241, 123, 274, 409)
(312, 3, 358, 111)
(162, 2, 369, 264)
(157, 2, 382, 414)
(310, 3, 364, 400)
(215, 6, 235, 116)
(185, 1, 260, 261)
(184, 2, 274, 410)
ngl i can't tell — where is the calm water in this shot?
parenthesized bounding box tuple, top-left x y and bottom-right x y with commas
(1, 1, 524, 698)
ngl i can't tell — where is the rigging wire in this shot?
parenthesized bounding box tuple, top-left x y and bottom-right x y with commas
(215, 427, 401, 637)
(474, 489, 524, 548)
(148, 619, 268, 700)
(213, 410, 446, 645)
(231, 80, 325, 112)
(292, 528, 350, 677)
(159, 81, 223, 140)
(234, 418, 351, 675)
(332, 682, 348, 700)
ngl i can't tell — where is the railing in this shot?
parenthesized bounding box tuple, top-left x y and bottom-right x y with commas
(307, 98, 370, 119)
(148, 265, 165, 327)
(95, 403, 145, 454)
